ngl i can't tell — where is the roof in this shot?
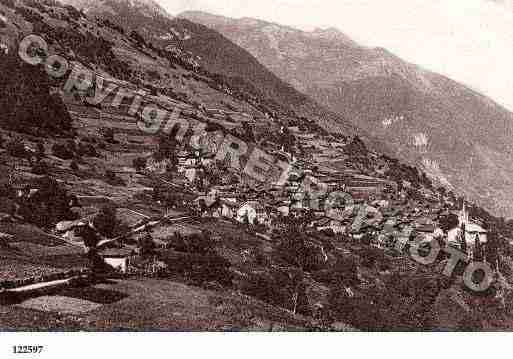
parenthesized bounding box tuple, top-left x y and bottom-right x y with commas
(56, 220, 85, 232)
(239, 201, 265, 211)
(415, 224, 436, 233)
(99, 247, 133, 257)
(448, 227, 487, 244)
(194, 195, 219, 208)
(315, 218, 331, 227)
(220, 199, 238, 208)
(465, 222, 487, 233)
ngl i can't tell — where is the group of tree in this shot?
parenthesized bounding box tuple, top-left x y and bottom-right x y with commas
(16, 176, 78, 228)
(0, 54, 73, 136)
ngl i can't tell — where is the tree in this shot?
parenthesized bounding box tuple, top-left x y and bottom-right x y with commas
(32, 161, 49, 175)
(138, 230, 156, 257)
(133, 157, 147, 173)
(291, 270, 309, 315)
(460, 222, 467, 254)
(486, 230, 499, 269)
(129, 30, 146, 46)
(6, 140, 28, 158)
(0, 54, 72, 135)
(474, 234, 484, 262)
(70, 160, 79, 171)
(360, 232, 373, 246)
(241, 122, 255, 143)
(105, 170, 125, 186)
(280, 126, 296, 154)
(36, 142, 45, 161)
(101, 128, 116, 144)
(20, 176, 75, 227)
(52, 142, 75, 160)
(331, 256, 359, 288)
(92, 205, 117, 238)
(439, 213, 459, 233)
(345, 136, 367, 157)
(154, 134, 178, 163)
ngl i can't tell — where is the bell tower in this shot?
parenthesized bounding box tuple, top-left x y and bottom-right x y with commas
(459, 202, 469, 225)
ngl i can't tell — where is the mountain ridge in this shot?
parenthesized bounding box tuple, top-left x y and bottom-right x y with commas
(178, 10, 513, 219)
(59, 0, 364, 137)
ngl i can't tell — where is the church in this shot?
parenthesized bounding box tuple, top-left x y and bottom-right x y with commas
(447, 203, 488, 259)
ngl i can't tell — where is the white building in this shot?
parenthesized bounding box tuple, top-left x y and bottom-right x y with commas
(0, 43, 8, 55)
(237, 201, 268, 225)
(99, 248, 133, 274)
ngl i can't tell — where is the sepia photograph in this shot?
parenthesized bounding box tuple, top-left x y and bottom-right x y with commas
(1, 0, 513, 354)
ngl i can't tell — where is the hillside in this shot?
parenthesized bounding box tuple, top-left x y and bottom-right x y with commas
(2, 0, 513, 332)
(179, 11, 513, 219)
(59, 0, 360, 135)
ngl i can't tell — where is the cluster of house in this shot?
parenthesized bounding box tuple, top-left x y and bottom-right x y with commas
(187, 157, 489, 263)
(129, 110, 493, 271)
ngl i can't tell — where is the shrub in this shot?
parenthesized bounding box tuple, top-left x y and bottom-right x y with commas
(23, 0, 47, 13)
(14, 5, 43, 22)
(69, 160, 79, 171)
(238, 269, 295, 311)
(157, 232, 232, 286)
(358, 247, 386, 268)
(32, 161, 49, 175)
(138, 231, 156, 257)
(154, 134, 178, 162)
(277, 230, 325, 272)
(6, 140, 27, 158)
(92, 205, 117, 238)
(439, 213, 459, 232)
(19, 176, 76, 227)
(148, 85, 159, 96)
(133, 157, 147, 172)
(77, 141, 99, 157)
(100, 128, 115, 144)
(163, 250, 232, 287)
(63, 4, 82, 21)
(36, 142, 45, 159)
(80, 136, 97, 144)
(3, 0, 15, 9)
(51, 142, 75, 160)
(146, 70, 161, 81)
(168, 232, 215, 256)
(105, 170, 125, 186)
(101, 18, 124, 34)
(129, 30, 146, 46)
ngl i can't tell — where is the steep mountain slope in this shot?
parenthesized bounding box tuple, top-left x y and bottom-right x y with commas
(59, 0, 359, 134)
(0, 0, 330, 330)
(60, 0, 173, 23)
(179, 11, 513, 219)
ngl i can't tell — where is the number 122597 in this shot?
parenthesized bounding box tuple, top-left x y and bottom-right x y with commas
(12, 346, 44, 354)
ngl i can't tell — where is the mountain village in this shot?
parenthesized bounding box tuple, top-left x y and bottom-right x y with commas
(1, 0, 513, 331)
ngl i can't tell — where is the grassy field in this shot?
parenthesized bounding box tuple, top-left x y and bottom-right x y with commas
(0, 278, 322, 331)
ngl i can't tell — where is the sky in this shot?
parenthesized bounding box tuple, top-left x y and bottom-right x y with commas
(158, 0, 513, 111)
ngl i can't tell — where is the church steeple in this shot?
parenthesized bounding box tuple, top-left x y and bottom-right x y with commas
(459, 202, 469, 225)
